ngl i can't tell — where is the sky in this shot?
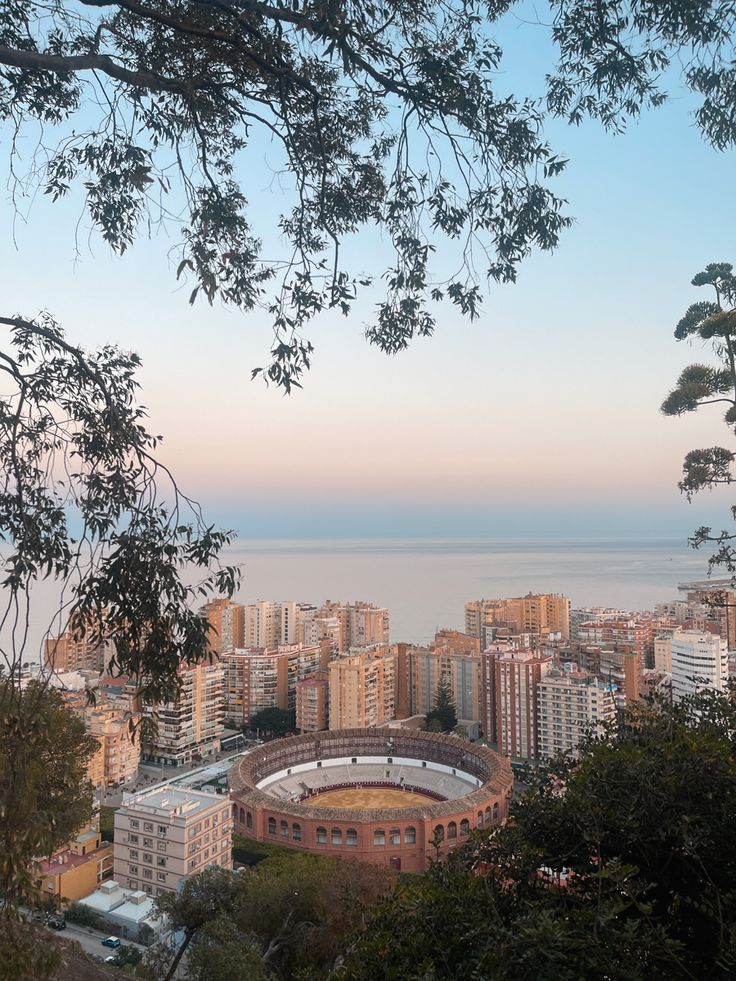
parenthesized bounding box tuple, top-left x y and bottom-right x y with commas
(2, 5, 736, 543)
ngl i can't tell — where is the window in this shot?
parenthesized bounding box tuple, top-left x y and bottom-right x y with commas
(346, 828, 358, 847)
(389, 828, 401, 846)
(157, 842, 167, 853)
(447, 822, 457, 840)
(246, 812, 253, 830)
(157, 873, 167, 882)
(238, 807, 245, 825)
(477, 811, 484, 829)
(143, 853, 153, 863)
(280, 820, 289, 839)
(157, 825, 167, 837)
(143, 822, 153, 832)
(267, 817, 277, 836)
(129, 865, 139, 875)
(331, 828, 343, 846)
(493, 802, 499, 821)
(143, 868, 152, 880)
(404, 826, 416, 844)
(129, 834, 139, 844)
(460, 819, 470, 836)
(130, 820, 139, 829)
(373, 829, 385, 846)
(157, 857, 166, 867)
(433, 825, 445, 843)
(292, 824, 301, 841)
(143, 837, 153, 848)
(129, 850, 139, 860)
(316, 827, 327, 845)
(485, 806, 492, 825)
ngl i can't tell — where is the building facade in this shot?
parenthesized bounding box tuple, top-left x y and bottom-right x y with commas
(495, 650, 551, 760)
(329, 646, 396, 729)
(114, 787, 232, 897)
(537, 670, 616, 760)
(143, 662, 225, 766)
(670, 629, 729, 701)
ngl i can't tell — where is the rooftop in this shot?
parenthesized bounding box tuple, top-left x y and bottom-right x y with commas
(120, 786, 224, 818)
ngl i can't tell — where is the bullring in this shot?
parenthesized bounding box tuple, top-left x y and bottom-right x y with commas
(228, 728, 513, 871)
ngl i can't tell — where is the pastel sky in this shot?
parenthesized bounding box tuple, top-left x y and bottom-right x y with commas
(3, 5, 736, 541)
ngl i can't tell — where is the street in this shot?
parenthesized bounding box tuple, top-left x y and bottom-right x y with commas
(44, 920, 145, 960)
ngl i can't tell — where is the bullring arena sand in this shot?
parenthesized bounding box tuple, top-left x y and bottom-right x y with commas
(308, 788, 436, 809)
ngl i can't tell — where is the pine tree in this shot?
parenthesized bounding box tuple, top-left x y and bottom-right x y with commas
(425, 676, 458, 733)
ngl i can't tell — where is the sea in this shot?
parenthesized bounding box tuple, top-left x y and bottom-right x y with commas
(226, 537, 711, 646)
(12, 536, 717, 661)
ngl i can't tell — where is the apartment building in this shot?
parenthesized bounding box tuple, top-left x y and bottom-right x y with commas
(465, 594, 570, 642)
(576, 618, 653, 662)
(114, 788, 232, 897)
(202, 598, 245, 654)
(43, 617, 114, 674)
(537, 670, 616, 760)
(480, 641, 517, 743)
(495, 650, 552, 760)
(296, 674, 329, 732)
(86, 704, 141, 787)
(329, 645, 396, 729)
(671, 629, 729, 701)
(578, 647, 641, 708)
(143, 662, 225, 766)
(220, 643, 325, 725)
(409, 631, 482, 723)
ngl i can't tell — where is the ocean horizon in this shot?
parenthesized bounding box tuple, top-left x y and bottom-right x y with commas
(225, 536, 713, 646)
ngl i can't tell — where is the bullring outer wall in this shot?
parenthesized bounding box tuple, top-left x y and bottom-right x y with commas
(228, 728, 513, 872)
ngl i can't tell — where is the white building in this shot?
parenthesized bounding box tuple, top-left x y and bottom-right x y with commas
(114, 787, 232, 897)
(537, 670, 616, 760)
(670, 630, 729, 701)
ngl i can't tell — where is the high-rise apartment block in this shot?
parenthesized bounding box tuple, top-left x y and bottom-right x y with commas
(203, 598, 245, 654)
(670, 629, 729, 701)
(494, 650, 552, 760)
(537, 670, 616, 760)
(143, 662, 225, 765)
(220, 643, 325, 725)
(409, 630, 482, 723)
(85, 704, 141, 787)
(465, 594, 570, 642)
(296, 674, 330, 732)
(114, 787, 232, 897)
(44, 618, 114, 674)
(329, 645, 396, 729)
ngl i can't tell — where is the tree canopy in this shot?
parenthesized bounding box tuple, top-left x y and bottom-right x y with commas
(3, 3, 736, 390)
(425, 674, 458, 732)
(250, 707, 296, 738)
(341, 686, 736, 980)
(660, 262, 736, 579)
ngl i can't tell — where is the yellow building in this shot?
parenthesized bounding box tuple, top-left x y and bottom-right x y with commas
(35, 813, 113, 904)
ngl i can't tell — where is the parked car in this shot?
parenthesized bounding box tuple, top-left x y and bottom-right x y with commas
(47, 917, 66, 931)
(101, 936, 120, 948)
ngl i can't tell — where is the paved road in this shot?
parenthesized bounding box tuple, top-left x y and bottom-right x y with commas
(45, 920, 145, 959)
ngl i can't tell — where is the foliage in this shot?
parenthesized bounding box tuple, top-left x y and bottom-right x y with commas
(0, 313, 238, 945)
(185, 917, 274, 981)
(3, 4, 736, 390)
(660, 263, 736, 579)
(0, 680, 97, 908)
(63, 902, 102, 929)
(341, 686, 736, 980)
(110, 944, 144, 968)
(155, 853, 395, 980)
(425, 675, 457, 732)
(0, 918, 61, 981)
(250, 707, 296, 738)
(99, 806, 117, 843)
(231, 834, 295, 868)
